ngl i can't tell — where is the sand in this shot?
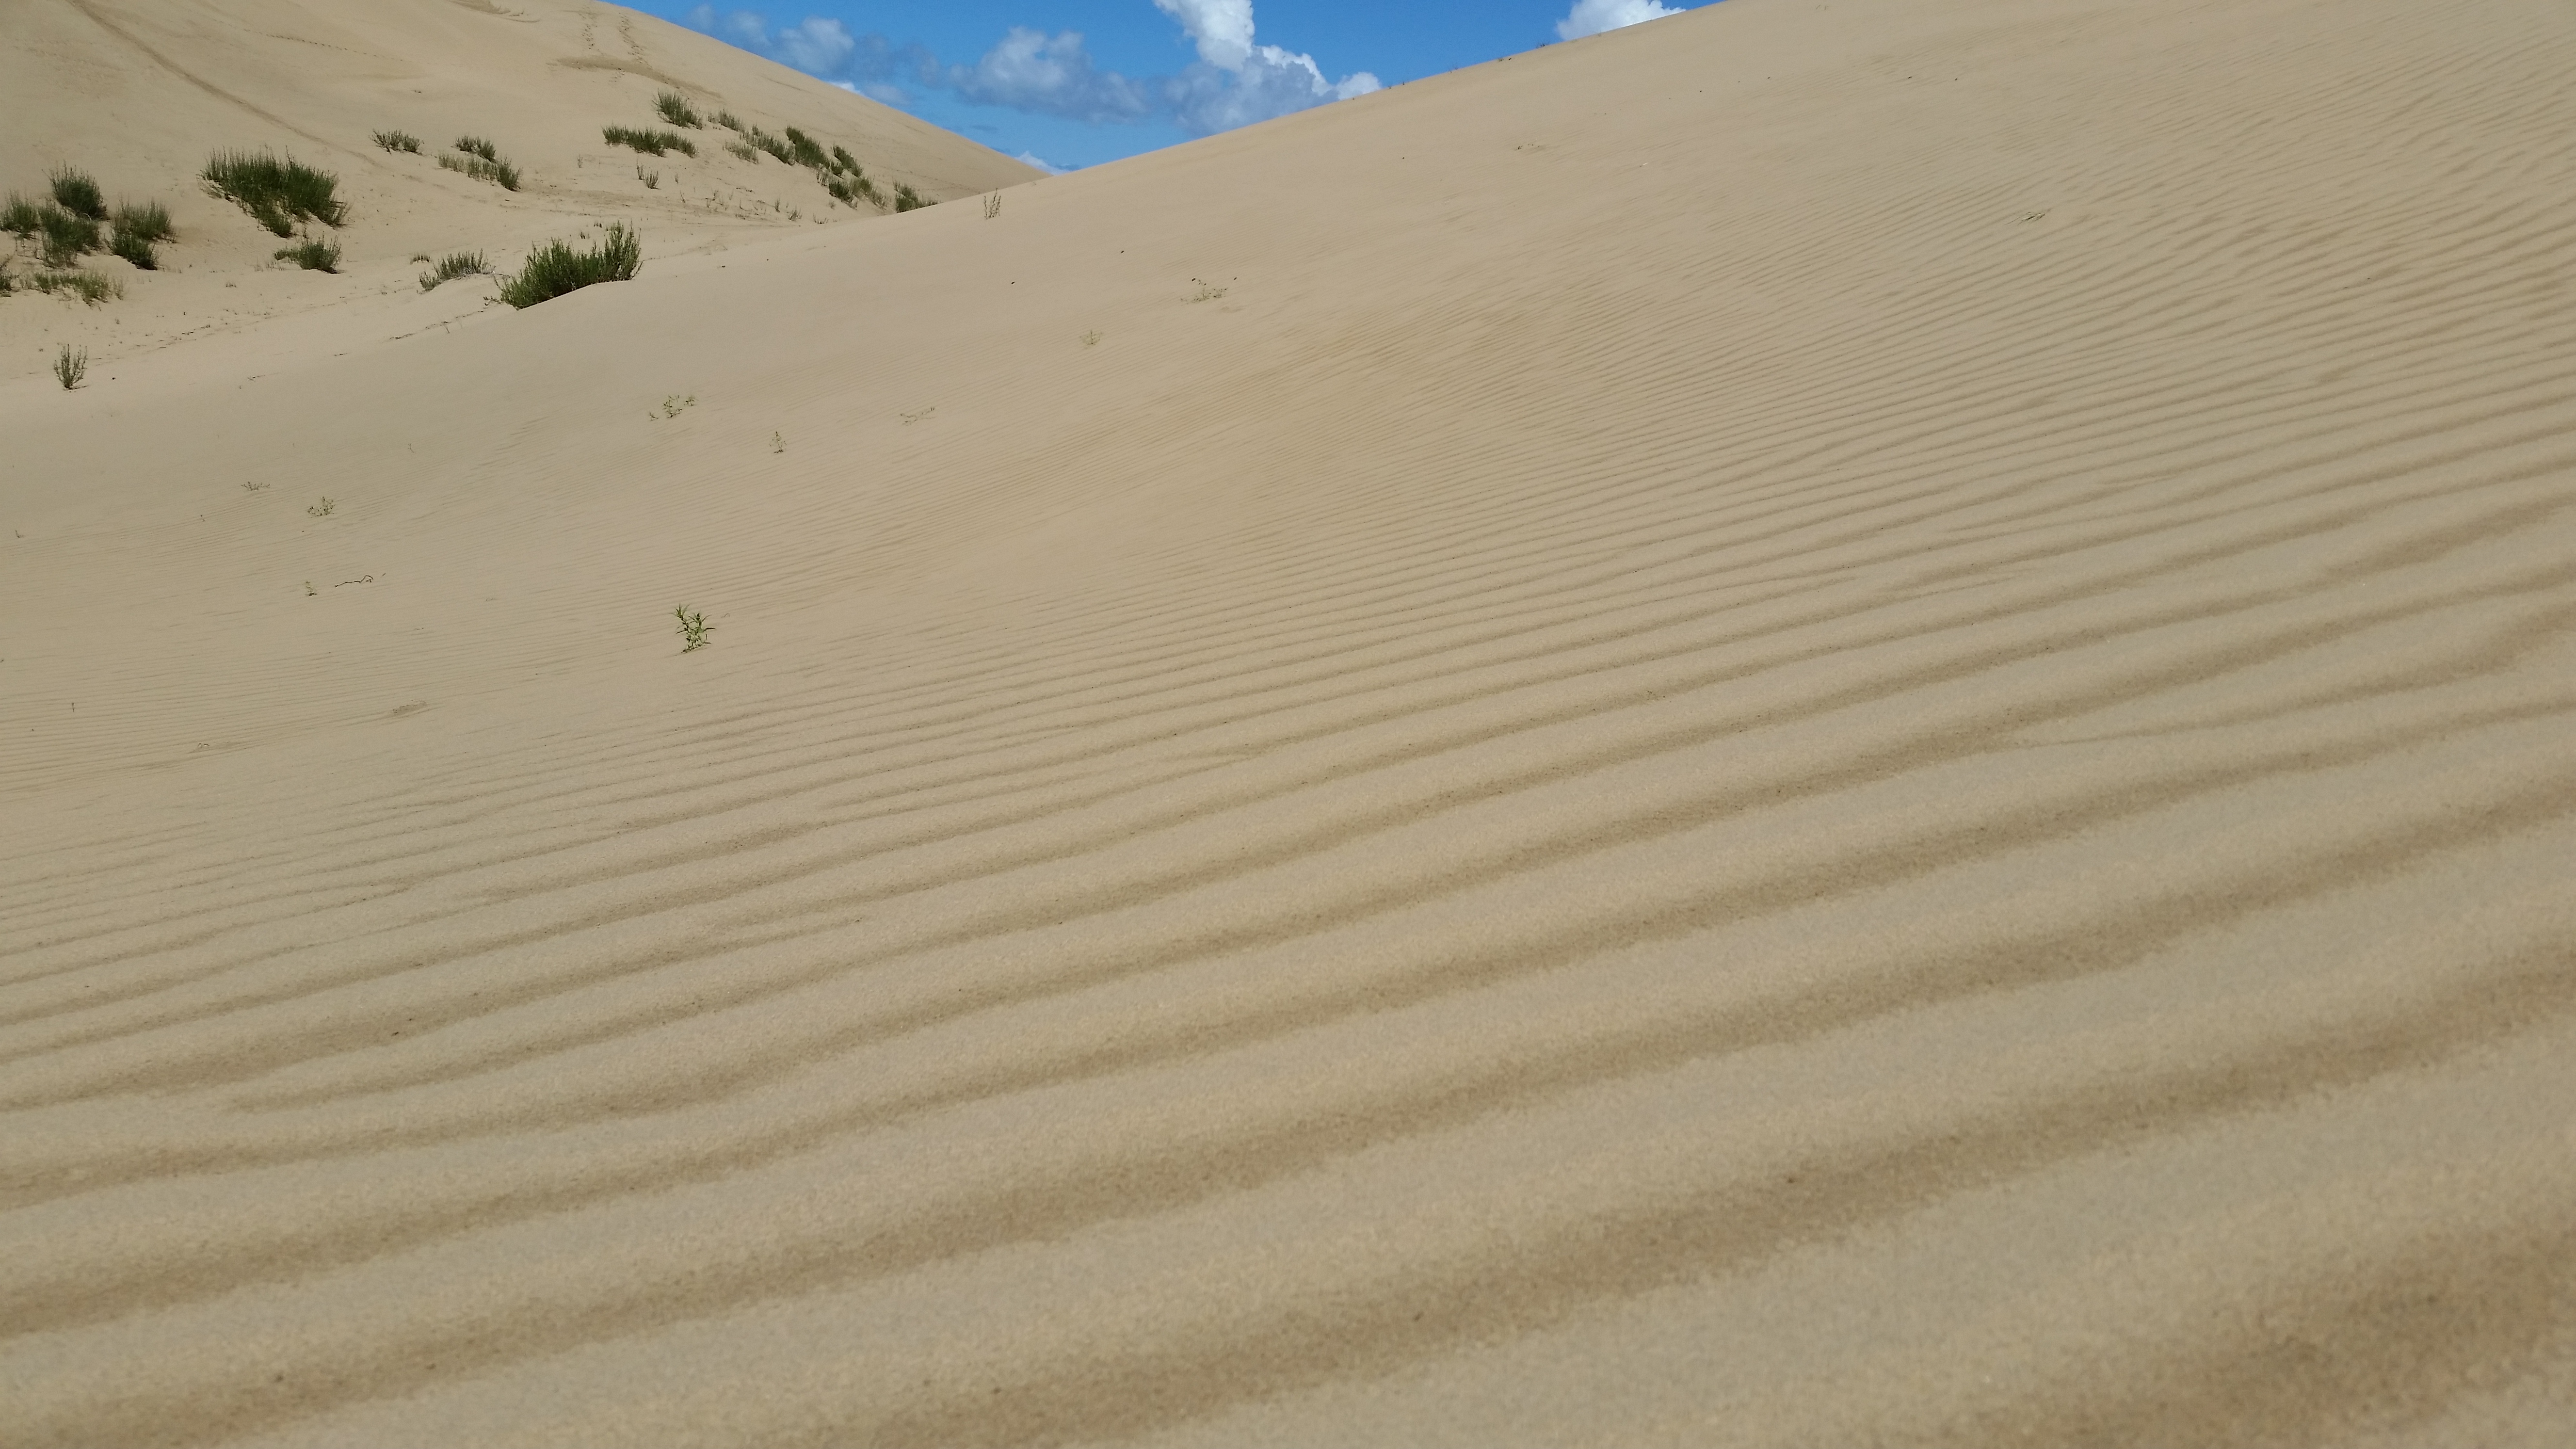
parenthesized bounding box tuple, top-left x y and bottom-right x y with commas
(3, 0, 2574, 1443)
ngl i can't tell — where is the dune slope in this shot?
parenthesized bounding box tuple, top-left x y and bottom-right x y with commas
(4, 0, 2576, 1443)
(1, 0, 1035, 382)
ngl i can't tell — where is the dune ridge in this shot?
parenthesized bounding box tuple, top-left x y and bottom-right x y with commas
(4, 0, 2576, 1442)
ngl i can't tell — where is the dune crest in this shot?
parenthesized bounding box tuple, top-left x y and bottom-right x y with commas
(4, 0, 2575, 1443)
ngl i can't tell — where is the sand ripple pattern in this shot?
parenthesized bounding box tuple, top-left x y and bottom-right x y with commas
(4, 0, 2575, 1443)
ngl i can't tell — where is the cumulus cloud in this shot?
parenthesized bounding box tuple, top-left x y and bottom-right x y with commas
(687, 2, 1374, 138)
(1014, 152, 1074, 175)
(1556, 0, 1686, 41)
(951, 28, 1154, 123)
(1151, 0, 1379, 136)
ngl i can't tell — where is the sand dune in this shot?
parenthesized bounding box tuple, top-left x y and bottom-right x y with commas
(5, 0, 2576, 1442)
(2, 0, 1034, 381)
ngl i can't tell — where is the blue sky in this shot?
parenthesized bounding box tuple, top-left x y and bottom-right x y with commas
(625, 0, 1699, 170)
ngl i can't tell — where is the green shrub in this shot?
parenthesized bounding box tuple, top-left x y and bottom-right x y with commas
(437, 152, 520, 190)
(455, 135, 498, 161)
(108, 200, 173, 269)
(893, 182, 931, 212)
(603, 125, 696, 158)
(497, 224, 640, 308)
(30, 269, 121, 305)
(654, 90, 702, 128)
(204, 151, 347, 235)
(34, 204, 103, 267)
(781, 128, 829, 169)
(417, 249, 491, 290)
(830, 145, 861, 176)
(724, 140, 758, 163)
(49, 167, 107, 221)
(712, 110, 743, 132)
(1, 195, 41, 236)
(373, 129, 422, 153)
(275, 236, 341, 272)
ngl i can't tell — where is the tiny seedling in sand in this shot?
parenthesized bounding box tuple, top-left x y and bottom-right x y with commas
(242, 481, 268, 491)
(53, 345, 87, 390)
(307, 497, 335, 517)
(1186, 278, 1228, 303)
(639, 168, 660, 189)
(983, 193, 1002, 220)
(770, 431, 785, 453)
(674, 605, 711, 652)
(373, 130, 423, 154)
(304, 580, 317, 596)
(1080, 329, 1102, 347)
(653, 394, 694, 419)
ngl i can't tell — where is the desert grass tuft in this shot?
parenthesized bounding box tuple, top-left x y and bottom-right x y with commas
(438, 152, 521, 191)
(30, 269, 121, 304)
(603, 126, 696, 159)
(711, 110, 743, 132)
(417, 250, 491, 290)
(275, 235, 341, 273)
(33, 204, 104, 267)
(109, 200, 174, 269)
(2, 195, 43, 237)
(893, 182, 931, 212)
(674, 605, 712, 652)
(204, 151, 346, 235)
(725, 140, 759, 164)
(654, 90, 703, 128)
(373, 129, 423, 154)
(497, 224, 640, 308)
(49, 167, 108, 221)
(455, 135, 499, 161)
(54, 344, 87, 389)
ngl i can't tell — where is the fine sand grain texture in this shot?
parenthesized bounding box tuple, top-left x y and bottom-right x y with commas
(5, 0, 2576, 1444)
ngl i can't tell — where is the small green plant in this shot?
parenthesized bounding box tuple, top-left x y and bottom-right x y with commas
(307, 497, 335, 517)
(204, 151, 346, 235)
(53, 344, 86, 389)
(48, 167, 107, 221)
(33, 204, 104, 267)
(108, 200, 173, 269)
(275, 236, 341, 272)
(417, 250, 491, 290)
(0, 260, 13, 296)
(2, 195, 41, 239)
(653, 393, 694, 419)
(1186, 278, 1227, 303)
(983, 192, 1002, 220)
(639, 168, 660, 189)
(603, 126, 696, 159)
(892, 182, 931, 212)
(830, 145, 860, 175)
(769, 430, 785, 453)
(724, 140, 759, 163)
(437, 152, 520, 190)
(781, 128, 830, 169)
(711, 110, 743, 132)
(1080, 329, 1102, 347)
(744, 127, 795, 165)
(304, 580, 317, 596)
(496, 224, 641, 308)
(654, 90, 703, 128)
(373, 129, 422, 154)
(29, 269, 120, 305)
(674, 605, 711, 652)
(243, 480, 268, 491)
(455, 135, 499, 161)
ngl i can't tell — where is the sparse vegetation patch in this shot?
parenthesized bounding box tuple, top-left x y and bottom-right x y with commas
(603, 126, 697, 159)
(374, 129, 423, 153)
(456, 135, 499, 162)
(438, 152, 521, 190)
(54, 344, 86, 389)
(655, 90, 703, 128)
(893, 182, 931, 212)
(29, 269, 121, 305)
(49, 167, 107, 221)
(204, 151, 347, 236)
(418, 250, 491, 291)
(497, 224, 641, 308)
(275, 236, 341, 273)
(110, 200, 174, 270)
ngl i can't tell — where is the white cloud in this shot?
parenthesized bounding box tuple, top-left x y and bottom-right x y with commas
(686, 2, 1376, 138)
(1014, 152, 1074, 175)
(1557, 0, 1685, 41)
(1151, 0, 1379, 136)
(952, 28, 1154, 123)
